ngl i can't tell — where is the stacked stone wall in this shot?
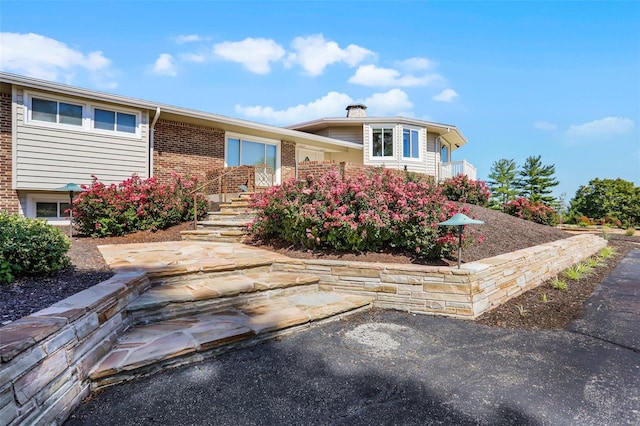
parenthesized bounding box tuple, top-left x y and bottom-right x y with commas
(0, 271, 149, 425)
(273, 234, 607, 318)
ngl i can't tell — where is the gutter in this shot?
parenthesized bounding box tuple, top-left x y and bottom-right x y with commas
(149, 107, 161, 177)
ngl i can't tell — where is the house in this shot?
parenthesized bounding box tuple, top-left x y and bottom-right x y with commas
(0, 72, 475, 224)
(288, 103, 476, 182)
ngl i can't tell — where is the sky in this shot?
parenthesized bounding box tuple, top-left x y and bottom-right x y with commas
(1, 0, 638, 203)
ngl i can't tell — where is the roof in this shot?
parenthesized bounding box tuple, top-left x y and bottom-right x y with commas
(287, 116, 469, 149)
(0, 72, 363, 151)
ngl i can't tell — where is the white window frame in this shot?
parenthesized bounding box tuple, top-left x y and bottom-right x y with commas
(225, 132, 281, 183)
(369, 125, 395, 160)
(401, 126, 422, 161)
(24, 91, 142, 139)
(90, 104, 141, 138)
(25, 193, 72, 223)
(25, 92, 88, 132)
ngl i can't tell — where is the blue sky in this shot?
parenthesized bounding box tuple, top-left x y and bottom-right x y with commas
(1, 1, 638, 203)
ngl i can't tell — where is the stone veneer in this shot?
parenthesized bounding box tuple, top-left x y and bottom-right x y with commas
(0, 271, 149, 426)
(0, 234, 607, 424)
(272, 234, 607, 318)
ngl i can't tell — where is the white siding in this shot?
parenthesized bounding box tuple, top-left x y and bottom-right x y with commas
(425, 132, 438, 177)
(314, 126, 363, 145)
(15, 89, 149, 189)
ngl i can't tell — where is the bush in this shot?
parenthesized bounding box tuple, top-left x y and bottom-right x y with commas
(440, 175, 491, 206)
(503, 197, 558, 226)
(73, 172, 208, 237)
(0, 212, 71, 283)
(249, 169, 477, 259)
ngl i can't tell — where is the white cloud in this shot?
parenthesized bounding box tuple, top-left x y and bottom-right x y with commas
(364, 89, 413, 116)
(179, 52, 206, 63)
(286, 34, 374, 76)
(396, 57, 436, 71)
(432, 88, 458, 103)
(565, 117, 635, 139)
(348, 64, 443, 87)
(534, 121, 557, 131)
(236, 91, 353, 124)
(235, 89, 413, 124)
(175, 34, 206, 44)
(213, 37, 285, 74)
(0, 32, 116, 87)
(151, 53, 177, 76)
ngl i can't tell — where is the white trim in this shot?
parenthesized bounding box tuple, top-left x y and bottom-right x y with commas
(22, 90, 142, 139)
(368, 124, 396, 161)
(400, 125, 423, 162)
(25, 192, 71, 221)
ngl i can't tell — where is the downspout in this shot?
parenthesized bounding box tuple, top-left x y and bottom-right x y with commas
(149, 107, 161, 177)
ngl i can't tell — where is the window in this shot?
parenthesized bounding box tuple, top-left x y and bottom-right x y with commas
(403, 129, 420, 159)
(226, 137, 277, 170)
(32, 97, 83, 126)
(372, 128, 394, 157)
(36, 202, 70, 219)
(441, 144, 449, 163)
(94, 109, 137, 134)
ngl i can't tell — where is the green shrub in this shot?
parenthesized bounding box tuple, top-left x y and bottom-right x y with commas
(250, 169, 478, 259)
(73, 173, 207, 237)
(625, 228, 635, 236)
(0, 212, 71, 283)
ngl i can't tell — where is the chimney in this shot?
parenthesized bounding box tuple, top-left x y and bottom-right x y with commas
(346, 103, 367, 118)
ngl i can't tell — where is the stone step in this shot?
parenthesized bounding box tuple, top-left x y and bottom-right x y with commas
(197, 219, 252, 227)
(127, 272, 321, 324)
(180, 230, 248, 243)
(90, 291, 373, 389)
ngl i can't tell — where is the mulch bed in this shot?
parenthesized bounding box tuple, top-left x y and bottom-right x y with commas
(1, 207, 638, 331)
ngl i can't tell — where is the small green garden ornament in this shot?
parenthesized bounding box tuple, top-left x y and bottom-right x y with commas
(438, 213, 484, 268)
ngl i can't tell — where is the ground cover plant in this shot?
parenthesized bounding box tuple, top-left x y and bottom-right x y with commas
(0, 212, 70, 283)
(72, 172, 207, 237)
(249, 169, 477, 258)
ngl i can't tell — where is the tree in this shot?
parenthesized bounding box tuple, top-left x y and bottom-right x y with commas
(516, 155, 559, 205)
(570, 178, 640, 227)
(487, 158, 518, 210)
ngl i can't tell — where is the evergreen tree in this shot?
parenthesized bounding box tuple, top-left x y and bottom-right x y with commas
(487, 158, 518, 210)
(516, 155, 559, 205)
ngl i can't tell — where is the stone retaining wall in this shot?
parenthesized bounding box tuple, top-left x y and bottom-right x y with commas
(0, 271, 149, 426)
(273, 234, 607, 318)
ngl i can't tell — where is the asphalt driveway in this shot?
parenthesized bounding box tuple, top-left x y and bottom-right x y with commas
(66, 250, 640, 426)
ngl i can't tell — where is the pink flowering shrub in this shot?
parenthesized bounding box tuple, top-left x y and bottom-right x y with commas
(250, 169, 474, 258)
(440, 175, 491, 206)
(503, 197, 558, 226)
(73, 172, 207, 237)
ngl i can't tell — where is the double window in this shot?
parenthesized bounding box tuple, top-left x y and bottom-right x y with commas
(94, 109, 137, 134)
(28, 94, 140, 137)
(403, 129, 420, 159)
(226, 137, 277, 171)
(372, 127, 394, 157)
(32, 98, 83, 126)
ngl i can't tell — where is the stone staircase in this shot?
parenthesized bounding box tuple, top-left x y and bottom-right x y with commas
(181, 193, 256, 242)
(89, 242, 373, 389)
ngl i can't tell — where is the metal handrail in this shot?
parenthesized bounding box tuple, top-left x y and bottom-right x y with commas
(189, 165, 252, 230)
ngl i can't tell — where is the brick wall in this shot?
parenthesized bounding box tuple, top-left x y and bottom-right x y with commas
(206, 166, 255, 194)
(281, 140, 296, 182)
(153, 120, 225, 185)
(0, 92, 19, 213)
(297, 161, 432, 183)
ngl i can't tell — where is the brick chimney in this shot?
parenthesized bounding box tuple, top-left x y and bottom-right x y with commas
(345, 103, 367, 118)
